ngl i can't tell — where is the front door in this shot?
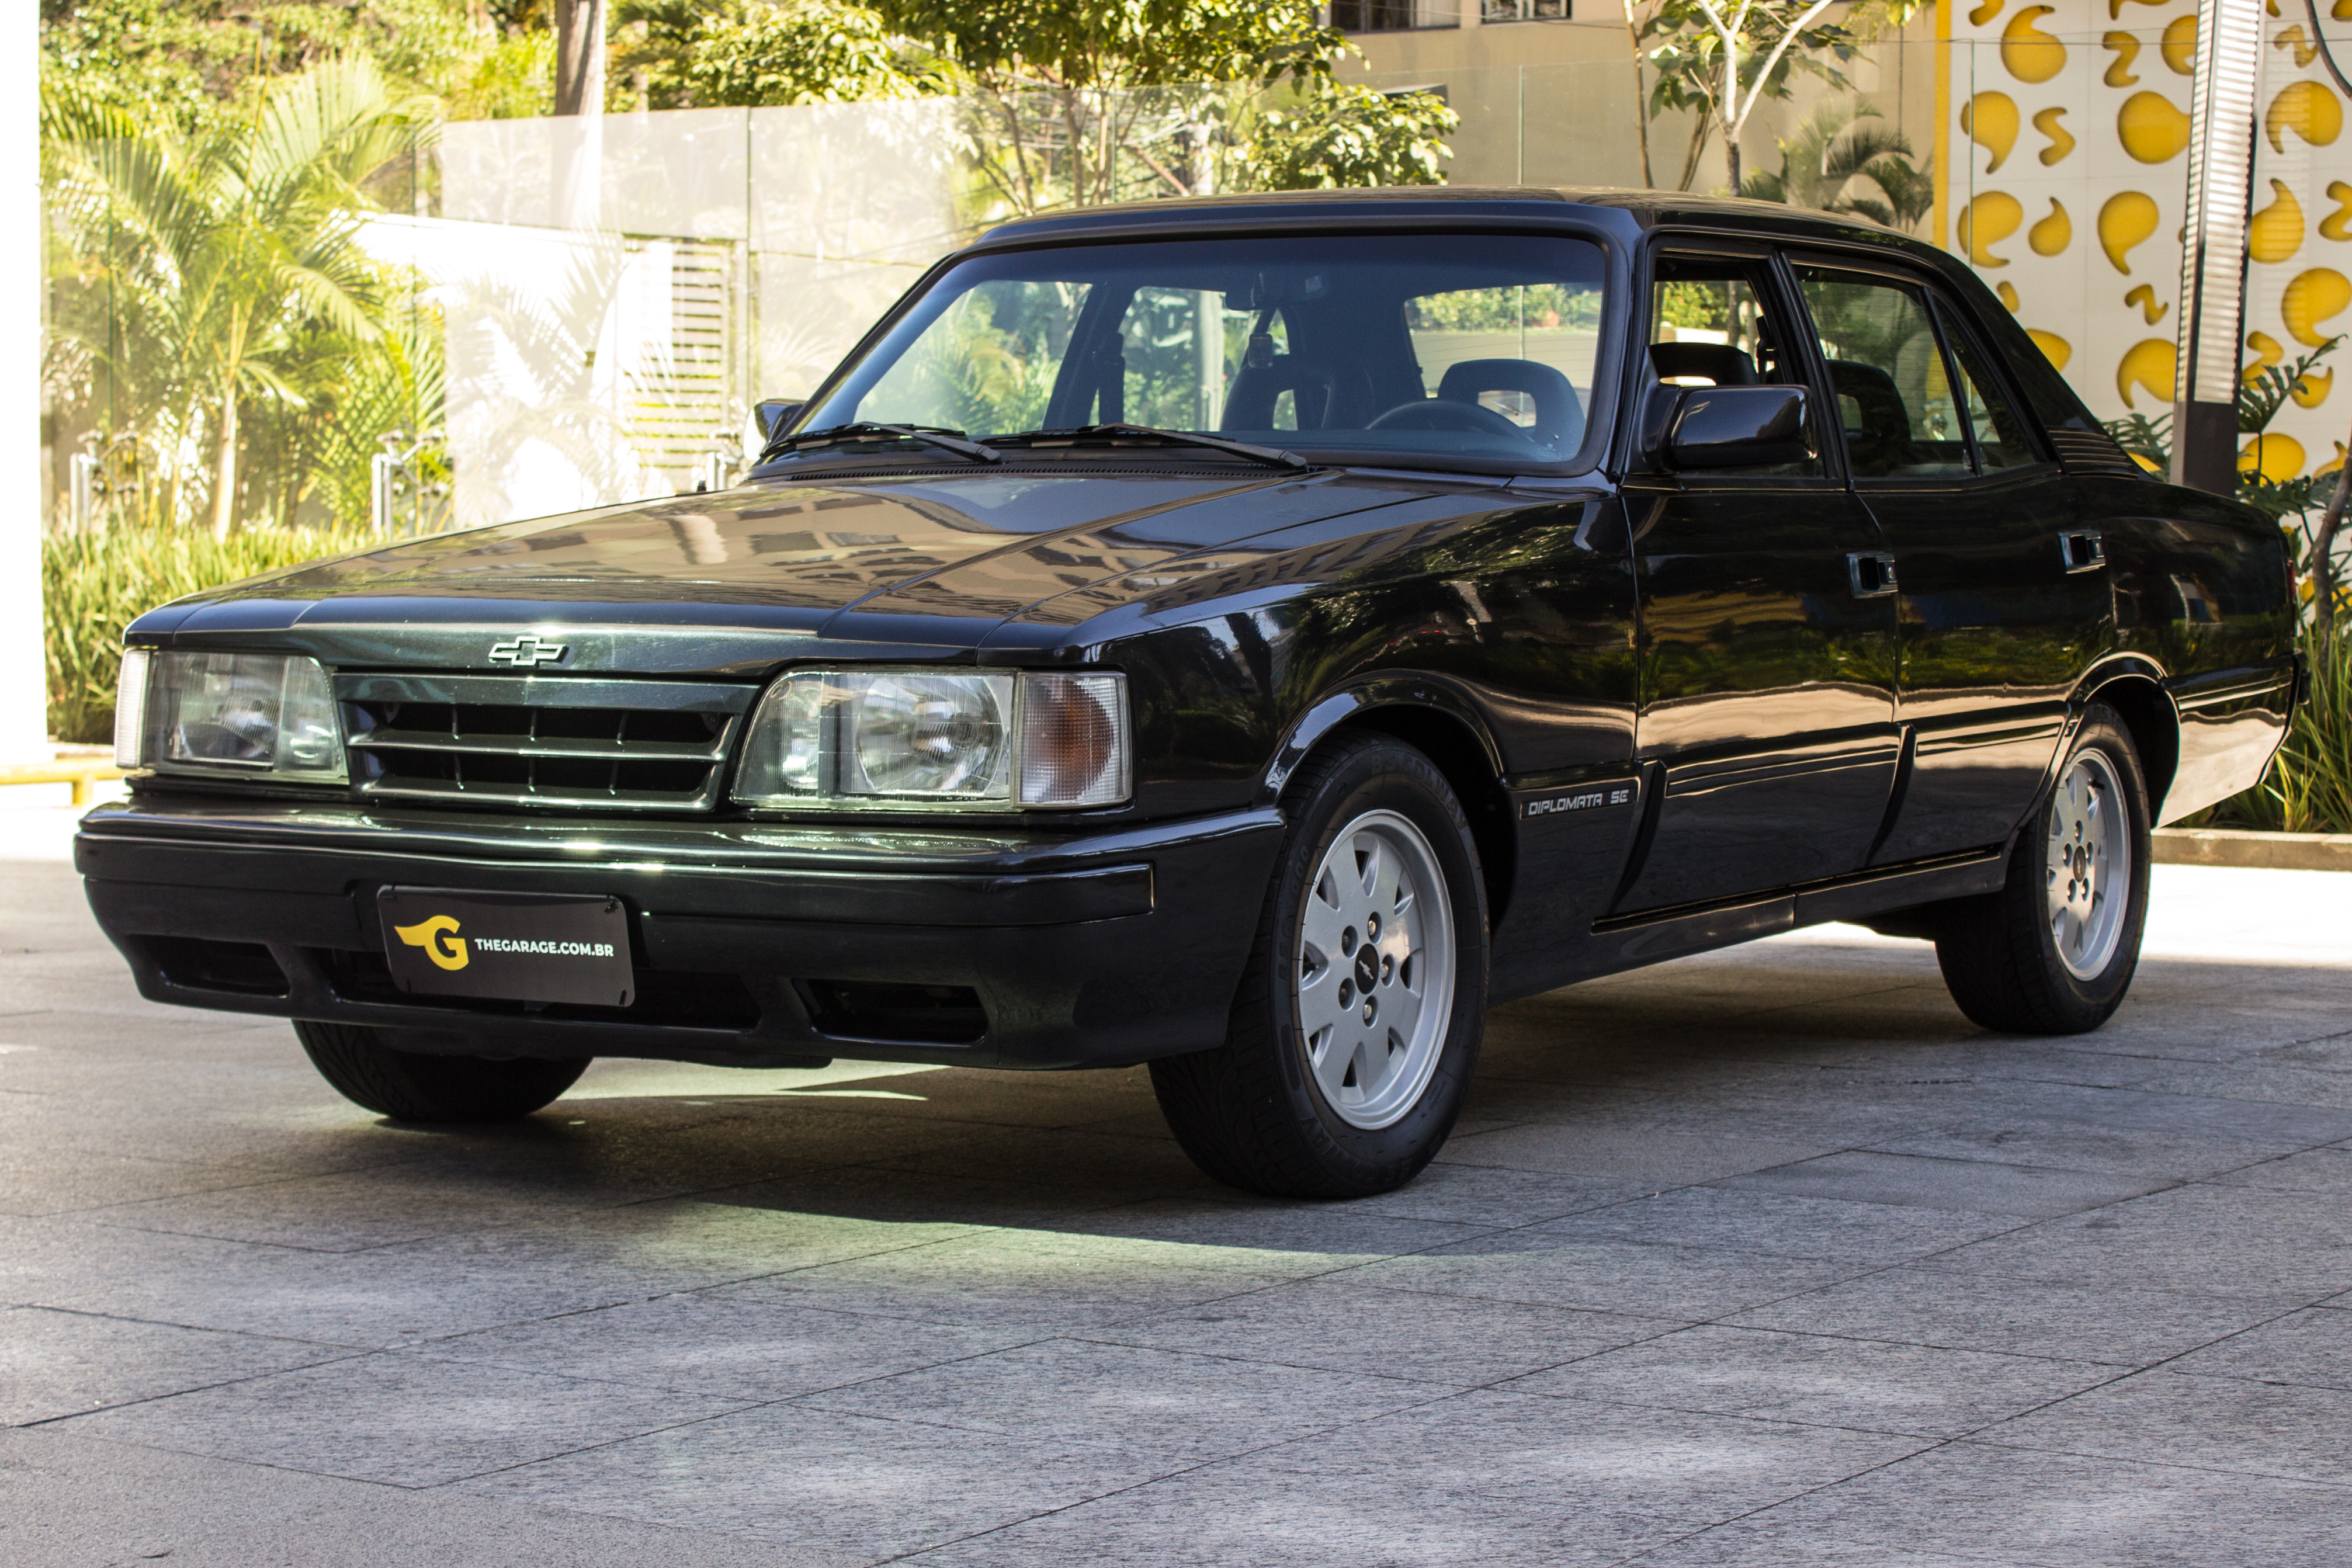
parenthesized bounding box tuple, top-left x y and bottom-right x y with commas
(1613, 248, 1901, 914)
(1788, 260, 2112, 866)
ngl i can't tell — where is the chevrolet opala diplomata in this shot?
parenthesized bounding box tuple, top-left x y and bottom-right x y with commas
(83, 190, 2300, 1196)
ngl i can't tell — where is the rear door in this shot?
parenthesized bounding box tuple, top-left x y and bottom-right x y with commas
(1788, 259, 2111, 865)
(1612, 244, 1900, 914)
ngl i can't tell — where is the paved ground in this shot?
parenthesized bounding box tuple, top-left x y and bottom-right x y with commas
(5, 835, 2351, 1566)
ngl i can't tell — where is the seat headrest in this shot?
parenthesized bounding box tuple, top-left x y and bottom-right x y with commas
(1649, 342, 1758, 386)
(1432, 358, 1582, 447)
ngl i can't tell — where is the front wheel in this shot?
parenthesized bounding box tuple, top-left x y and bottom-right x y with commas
(1934, 703, 2153, 1034)
(294, 1020, 589, 1123)
(1150, 733, 1489, 1198)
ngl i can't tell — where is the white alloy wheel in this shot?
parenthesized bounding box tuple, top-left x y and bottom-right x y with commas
(2045, 749, 2131, 980)
(1294, 809, 1457, 1130)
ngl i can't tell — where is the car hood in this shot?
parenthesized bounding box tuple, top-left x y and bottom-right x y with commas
(144, 468, 1484, 653)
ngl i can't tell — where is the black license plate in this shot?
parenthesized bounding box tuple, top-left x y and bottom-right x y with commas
(378, 887, 634, 1007)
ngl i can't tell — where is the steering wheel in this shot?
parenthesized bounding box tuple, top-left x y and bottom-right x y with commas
(1366, 398, 1531, 441)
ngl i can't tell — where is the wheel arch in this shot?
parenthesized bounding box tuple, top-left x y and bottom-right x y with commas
(2075, 656, 2180, 818)
(1260, 679, 1517, 930)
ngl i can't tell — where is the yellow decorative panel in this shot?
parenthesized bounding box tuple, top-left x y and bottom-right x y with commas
(1948, 1, 2348, 474)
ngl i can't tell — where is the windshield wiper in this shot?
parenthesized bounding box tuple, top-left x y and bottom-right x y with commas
(988, 424, 1308, 471)
(771, 422, 1002, 464)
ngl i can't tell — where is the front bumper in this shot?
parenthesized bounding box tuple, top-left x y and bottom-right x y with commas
(78, 797, 1282, 1070)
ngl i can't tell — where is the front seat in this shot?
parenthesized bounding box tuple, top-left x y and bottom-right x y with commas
(1434, 359, 1584, 449)
(1824, 359, 1916, 475)
(1223, 356, 1372, 431)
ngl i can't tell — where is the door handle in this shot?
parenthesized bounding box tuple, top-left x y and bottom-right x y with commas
(2059, 530, 2105, 573)
(1847, 551, 1899, 598)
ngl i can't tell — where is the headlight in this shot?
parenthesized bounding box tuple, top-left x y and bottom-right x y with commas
(115, 650, 346, 783)
(733, 669, 1129, 810)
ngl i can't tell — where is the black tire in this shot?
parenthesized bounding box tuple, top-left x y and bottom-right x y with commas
(1934, 703, 2153, 1034)
(1150, 731, 1489, 1198)
(294, 1020, 589, 1122)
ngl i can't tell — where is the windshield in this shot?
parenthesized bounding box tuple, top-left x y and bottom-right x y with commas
(797, 233, 1611, 468)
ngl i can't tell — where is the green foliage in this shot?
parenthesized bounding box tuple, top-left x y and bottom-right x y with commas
(2101, 337, 2342, 529)
(445, 29, 556, 120)
(873, 0, 1341, 92)
(2208, 625, 2352, 834)
(1630, 0, 1920, 191)
(1240, 84, 1456, 191)
(43, 525, 380, 742)
(1404, 284, 1600, 333)
(39, 1, 491, 133)
(1656, 280, 1727, 330)
(612, 1, 953, 110)
(44, 55, 439, 537)
(1739, 96, 1931, 233)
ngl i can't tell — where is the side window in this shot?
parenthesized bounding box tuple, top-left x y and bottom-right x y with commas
(1939, 314, 2039, 471)
(1648, 255, 1823, 477)
(1794, 269, 1969, 480)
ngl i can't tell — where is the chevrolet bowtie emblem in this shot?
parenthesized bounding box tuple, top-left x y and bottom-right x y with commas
(488, 633, 567, 667)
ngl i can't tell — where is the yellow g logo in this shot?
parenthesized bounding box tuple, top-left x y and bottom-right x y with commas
(393, 914, 468, 972)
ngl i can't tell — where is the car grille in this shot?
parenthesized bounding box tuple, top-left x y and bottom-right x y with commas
(338, 674, 757, 811)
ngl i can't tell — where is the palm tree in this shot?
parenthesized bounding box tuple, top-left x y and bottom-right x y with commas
(44, 57, 432, 539)
(1741, 97, 1932, 233)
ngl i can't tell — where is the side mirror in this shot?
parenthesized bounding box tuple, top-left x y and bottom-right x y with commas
(754, 399, 805, 442)
(1665, 384, 1815, 470)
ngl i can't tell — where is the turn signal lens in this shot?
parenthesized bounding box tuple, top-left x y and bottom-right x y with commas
(733, 668, 1129, 811)
(113, 648, 150, 769)
(1019, 674, 1128, 807)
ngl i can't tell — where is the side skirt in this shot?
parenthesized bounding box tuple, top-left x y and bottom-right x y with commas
(1491, 847, 2009, 1002)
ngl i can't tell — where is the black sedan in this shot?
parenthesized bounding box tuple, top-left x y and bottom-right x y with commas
(84, 189, 2299, 1196)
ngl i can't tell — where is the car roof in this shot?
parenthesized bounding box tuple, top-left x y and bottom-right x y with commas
(973, 186, 1943, 265)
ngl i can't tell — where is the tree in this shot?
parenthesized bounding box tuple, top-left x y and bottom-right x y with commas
(1632, 0, 1914, 193)
(553, 0, 604, 115)
(44, 56, 433, 537)
(869, 0, 1347, 214)
(1240, 84, 1457, 191)
(612, 0, 954, 110)
(40, 1, 492, 133)
(1740, 96, 1932, 231)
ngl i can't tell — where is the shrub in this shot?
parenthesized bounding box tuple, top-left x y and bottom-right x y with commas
(44, 526, 377, 744)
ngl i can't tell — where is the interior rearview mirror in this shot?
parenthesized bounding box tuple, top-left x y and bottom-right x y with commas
(754, 399, 805, 441)
(1665, 385, 1814, 470)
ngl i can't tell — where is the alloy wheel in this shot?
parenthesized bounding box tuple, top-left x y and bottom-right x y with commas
(2045, 749, 2130, 980)
(1294, 809, 1456, 1130)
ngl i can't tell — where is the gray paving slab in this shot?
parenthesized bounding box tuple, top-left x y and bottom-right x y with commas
(7, 855, 2352, 1564)
(66, 1350, 759, 1488)
(1714, 1150, 2175, 1217)
(1975, 1366, 2352, 1484)
(1347, 1232, 1869, 1320)
(454, 1401, 1180, 1556)
(424, 1294, 1039, 1402)
(2167, 1305, 2352, 1390)
(1097, 1275, 1678, 1384)
(0, 1428, 841, 1568)
(1722, 1264, 2302, 1364)
(1525, 1185, 2027, 1262)
(1433, 1122, 1843, 1183)
(797, 1336, 1447, 1459)
(0, 1305, 353, 1427)
(1507, 1320, 2123, 1437)
(1737, 1439, 2352, 1567)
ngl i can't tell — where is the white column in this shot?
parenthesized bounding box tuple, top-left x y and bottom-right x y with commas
(0, 6, 48, 761)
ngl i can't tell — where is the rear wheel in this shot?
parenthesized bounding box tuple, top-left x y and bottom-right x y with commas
(294, 1020, 588, 1122)
(1150, 733, 1488, 1198)
(1934, 704, 2152, 1034)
